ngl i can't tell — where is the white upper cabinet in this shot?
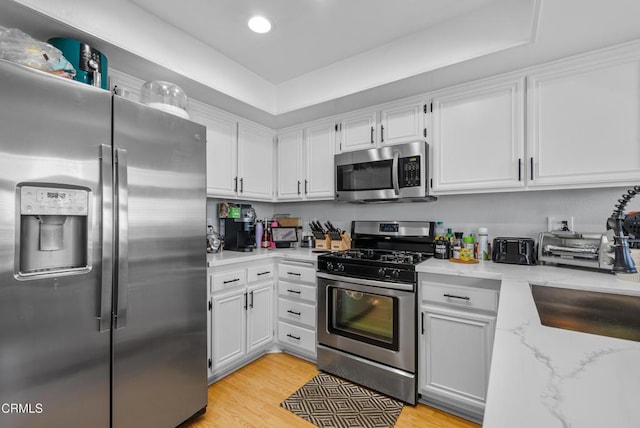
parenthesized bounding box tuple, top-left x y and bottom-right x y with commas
(527, 50, 640, 189)
(192, 109, 238, 198)
(337, 109, 377, 152)
(379, 100, 426, 147)
(304, 120, 335, 199)
(276, 128, 304, 201)
(431, 77, 525, 194)
(238, 121, 275, 201)
(336, 100, 427, 153)
(276, 120, 335, 201)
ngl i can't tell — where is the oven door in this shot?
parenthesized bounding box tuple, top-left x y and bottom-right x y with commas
(317, 273, 416, 372)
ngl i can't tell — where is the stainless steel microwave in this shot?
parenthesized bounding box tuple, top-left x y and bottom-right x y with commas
(335, 141, 435, 203)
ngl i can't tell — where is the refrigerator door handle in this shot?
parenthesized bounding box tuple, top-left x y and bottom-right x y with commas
(98, 145, 114, 332)
(115, 147, 129, 329)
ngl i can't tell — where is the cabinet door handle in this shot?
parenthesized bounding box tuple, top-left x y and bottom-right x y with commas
(421, 312, 424, 335)
(304, 179, 308, 194)
(297, 180, 301, 195)
(286, 333, 301, 341)
(286, 289, 301, 294)
(444, 293, 470, 301)
(287, 271, 301, 276)
(530, 157, 534, 181)
(381, 124, 384, 143)
(223, 278, 240, 284)
(257, 271, 271, 276)
(370, 126, 374, 144)
(234, 176, 238, 192)
(518, 158, 522, 181)
(249, 290, 254, 309)
(243, 292, 248, 310)
(287, 310, 301, 316)
(240, 177, 244, 193)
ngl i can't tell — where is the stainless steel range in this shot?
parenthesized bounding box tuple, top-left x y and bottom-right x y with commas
(316, 220, 435, 404)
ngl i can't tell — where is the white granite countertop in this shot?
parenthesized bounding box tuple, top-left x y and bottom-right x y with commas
(207, 247, 323, 267)
(416, 259, 640, 428)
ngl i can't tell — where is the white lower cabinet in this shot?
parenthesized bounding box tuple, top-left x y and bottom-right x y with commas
(276, 259, 317, 359)
(208, 263, 274, 378)
(418, 274, 499, 421)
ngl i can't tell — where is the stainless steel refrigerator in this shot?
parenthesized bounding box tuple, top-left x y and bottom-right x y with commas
(0, 59, 207, 428)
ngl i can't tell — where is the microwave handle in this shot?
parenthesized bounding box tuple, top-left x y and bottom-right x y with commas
(392, 152, 400, 195)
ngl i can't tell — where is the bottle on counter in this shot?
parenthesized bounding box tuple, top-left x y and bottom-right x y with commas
(478, 227, 490, 261)
(452, 232, 463, 260)
(261, 219, 270, 248)
(254, 220, 263, 249)
(434, 221, 445, 240)
(461, 235, 475, 261)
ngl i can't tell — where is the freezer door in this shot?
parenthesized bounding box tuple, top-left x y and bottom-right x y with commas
(0, 60, 112, 427)
(111, 97, 207, 428)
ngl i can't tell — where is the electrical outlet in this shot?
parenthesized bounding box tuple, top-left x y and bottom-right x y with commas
(547, 216, 574, 232)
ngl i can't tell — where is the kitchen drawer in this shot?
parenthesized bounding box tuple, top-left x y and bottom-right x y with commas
(278, 321, 316, 355)
(421, 281, 499, 313)
(278, 281, 316, 302)
(210, 269, 247, 293)
(278, 298, 315, 328)
(247, 264, 274, 283)
(278, 263, 316, 284)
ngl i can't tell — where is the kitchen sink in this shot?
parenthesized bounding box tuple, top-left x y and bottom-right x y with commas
(530, 284, 640, 342)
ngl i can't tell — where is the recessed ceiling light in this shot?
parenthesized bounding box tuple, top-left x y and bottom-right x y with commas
(248, 16, 272, 34)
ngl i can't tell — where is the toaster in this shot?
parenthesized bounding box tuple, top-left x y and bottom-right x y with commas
(537, 231, 614, 271)
(492, 237, 536, 265)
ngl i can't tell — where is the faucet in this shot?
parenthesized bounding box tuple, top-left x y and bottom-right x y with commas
(606, 186, 639, 273)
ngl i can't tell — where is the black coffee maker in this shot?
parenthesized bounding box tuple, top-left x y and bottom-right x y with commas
(219, 204, 256, 252)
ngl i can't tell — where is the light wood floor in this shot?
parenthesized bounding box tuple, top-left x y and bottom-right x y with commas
(185, 353, 480, 428)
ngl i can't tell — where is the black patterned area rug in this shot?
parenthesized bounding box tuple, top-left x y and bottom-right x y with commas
(280, 372, 404, 428)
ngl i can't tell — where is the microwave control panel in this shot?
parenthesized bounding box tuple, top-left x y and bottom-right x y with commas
(399, 156, 421, 187)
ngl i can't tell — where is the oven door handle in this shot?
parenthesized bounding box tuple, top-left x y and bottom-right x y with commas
(317, 272, 415, 292)
(392, 151, 400, 196)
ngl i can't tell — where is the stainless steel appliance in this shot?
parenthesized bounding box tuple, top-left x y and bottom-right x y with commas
(334, 141, 436, 203)
(0, 59, 207, 428)
(538, 231, 614, 271)
(317, 220, 435, 404)
(491, 237, 536, 265)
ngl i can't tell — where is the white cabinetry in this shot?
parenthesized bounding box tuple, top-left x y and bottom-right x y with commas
(238, 122, 275, 200)
(276, 120, 335, 201)
(208, 263, 274, 378)
(419, 274, 499, 421)
(336, 100, 427, 153)
(379, 100, 426, 147)
(276, 259, 317, 359)
(276, 128, 304, 200)
(337, 109, 377, 152)
(431, 77, 525, 194)
(527, 51, 640, 188)
(191, 106, 275, 201)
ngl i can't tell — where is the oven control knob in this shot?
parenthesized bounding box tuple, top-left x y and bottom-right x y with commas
(377, 267, 386, 277)
(390, 269, 400, 279)
(326, 262, 334, 272)
(336, 263, 345, 272)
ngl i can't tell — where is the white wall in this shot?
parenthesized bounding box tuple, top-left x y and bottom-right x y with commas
(275, 187, 640, 241)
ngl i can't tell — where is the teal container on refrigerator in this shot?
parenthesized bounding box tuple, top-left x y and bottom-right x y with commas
(48, 38, 108, 90)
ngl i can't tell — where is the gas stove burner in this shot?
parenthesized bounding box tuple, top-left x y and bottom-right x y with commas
(379, 251, 424, 264)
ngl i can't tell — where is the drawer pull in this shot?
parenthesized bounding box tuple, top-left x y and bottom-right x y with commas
(287, 310, 301, 316)
(287, 271, 302, 276)
(257, 271, 271, 276)
(444, 293, 470, 301)
(223, 278, 240, 284)
(286, 289, 301, 294)
(286, 333, 301, 341)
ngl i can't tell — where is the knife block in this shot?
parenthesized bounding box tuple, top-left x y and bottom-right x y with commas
(331, 232, 351, 251)
(315, 235, 332, 250)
